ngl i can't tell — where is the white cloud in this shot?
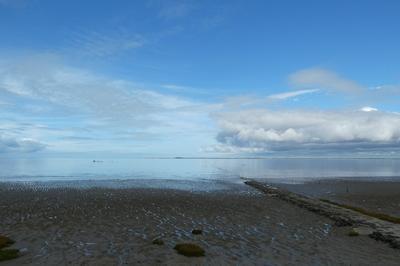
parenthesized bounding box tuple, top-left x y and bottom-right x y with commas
(215, 109, 400, 153)
(268, 89, 319, 100)
(162, 84, 189, 91)
(360, 106, 378, 112)
(201, 143, 264, 154)
(161, 84, 200, 94)
(0, 54, 214, 154)
(289, 68, 363, 93)
(288, 69, 400, 106)
(0, 54, 192, 121)
(366, 85, 400, 104)
(2, 56, 399, 155)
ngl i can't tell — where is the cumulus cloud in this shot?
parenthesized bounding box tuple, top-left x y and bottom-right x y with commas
(0, 135, 46, 153)
(214, 109, 400, 153)
(289, 68, 363, 93)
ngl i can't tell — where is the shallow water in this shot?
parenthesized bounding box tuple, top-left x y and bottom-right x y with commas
(1, 158, 400, 186)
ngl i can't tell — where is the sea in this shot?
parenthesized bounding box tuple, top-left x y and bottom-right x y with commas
(1, 158, 400, 189)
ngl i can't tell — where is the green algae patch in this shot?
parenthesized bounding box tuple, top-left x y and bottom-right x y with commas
(0, 235, 19, 261)
(152, 238, 164, 245)
(0, 236, 15, 249)
(174, 243, 205, 257)
(348, 228, 359, 237)
(0, 249, 19, 262)
(320, 199, 400, 224)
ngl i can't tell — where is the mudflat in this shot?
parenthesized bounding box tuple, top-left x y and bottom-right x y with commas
(1, 182, 399, 265)
(268, 179, 400, 218)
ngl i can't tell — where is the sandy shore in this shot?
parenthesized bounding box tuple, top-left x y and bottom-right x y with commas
(1, 181, 400, 265)
(267, 179, 400, 218)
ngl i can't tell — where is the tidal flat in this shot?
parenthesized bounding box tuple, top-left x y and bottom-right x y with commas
(0, 181, 399, 265)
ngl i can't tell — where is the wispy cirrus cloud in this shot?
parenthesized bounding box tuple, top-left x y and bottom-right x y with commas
(286, 67, 400, 107)
(289, 68, 363, 93)
(0, 54, 189, 117)
(148, 0, 196, 19)
(0, 0, 29, 8)
(268, 89, 319, 100)
(160, 84, 215, 96)
(0, 53, 214, 154)
(161, 84, 194, 91)
(67, 30, 146, 58)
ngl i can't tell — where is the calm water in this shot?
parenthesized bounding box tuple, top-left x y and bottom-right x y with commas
(1, 158, 400, 185)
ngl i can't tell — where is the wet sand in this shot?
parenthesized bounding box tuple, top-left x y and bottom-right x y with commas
(1, 181, 400, 265)
(267, 179, 400, 218)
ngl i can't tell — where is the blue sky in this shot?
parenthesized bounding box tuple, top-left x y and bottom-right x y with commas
(1, 0, 400, 157)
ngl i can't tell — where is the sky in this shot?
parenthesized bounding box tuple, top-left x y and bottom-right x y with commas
(1, 0, 400, 157)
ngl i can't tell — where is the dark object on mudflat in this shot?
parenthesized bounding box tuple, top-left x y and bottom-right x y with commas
(152, 238, 164, 245)
(0, 235, 14, 249)
(334, 220, 350, 227)
(174, 243, 205, 257)
(0, 249, 20, 262)
(370, 232, 400, 249)
(192, 229, 202, 235)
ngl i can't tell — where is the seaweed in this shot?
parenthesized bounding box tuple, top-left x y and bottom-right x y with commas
(152, 238, 164, 245)
(0, 236, 14, 249)
(0, 235, 19, 261)
(0, 249, 19, 262)
(174, 243, 205, 257)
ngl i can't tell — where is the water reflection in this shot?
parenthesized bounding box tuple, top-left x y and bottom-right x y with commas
(0, 158, 400, 183)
